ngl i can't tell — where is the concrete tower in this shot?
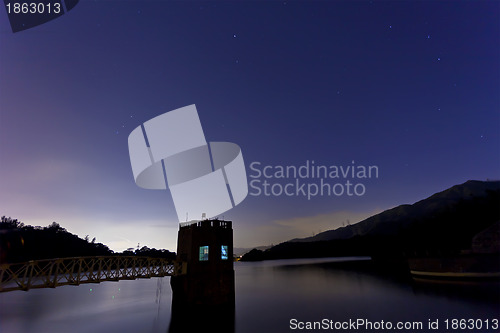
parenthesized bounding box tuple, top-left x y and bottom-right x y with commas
(169, 219, 235, 332)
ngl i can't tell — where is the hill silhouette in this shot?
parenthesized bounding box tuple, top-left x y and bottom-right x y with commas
(242, 180, 500, 261)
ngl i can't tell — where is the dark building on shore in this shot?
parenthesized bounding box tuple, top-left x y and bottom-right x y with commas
(169, 219, 235, 333)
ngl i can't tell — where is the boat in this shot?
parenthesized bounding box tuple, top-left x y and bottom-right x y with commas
(408, 222, 500, 280)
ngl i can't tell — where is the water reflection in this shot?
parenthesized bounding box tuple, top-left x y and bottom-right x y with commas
(234, 258, 499, 333)
(274, 258, 500, 304)
(168, 270, 235, 333)
(0, 257, 498, 333)
(0, 278, 173, 333)
(168, 300, 235, 333)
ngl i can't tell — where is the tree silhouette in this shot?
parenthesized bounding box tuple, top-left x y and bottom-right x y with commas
(0, 216, 176, 263)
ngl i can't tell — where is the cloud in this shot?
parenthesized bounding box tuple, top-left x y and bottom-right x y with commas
(235, 209, 381, 248)
(5, 157, 95, 188)
(0, 157, 97, 215)
(65, 218, 180, 252)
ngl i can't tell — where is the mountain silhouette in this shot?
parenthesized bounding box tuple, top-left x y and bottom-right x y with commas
(242, 180, 500, 261)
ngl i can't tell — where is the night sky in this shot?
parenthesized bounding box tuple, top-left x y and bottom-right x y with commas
(0, 1, 498, 252)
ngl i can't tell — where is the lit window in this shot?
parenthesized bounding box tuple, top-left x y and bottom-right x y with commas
(221, 245, 228, 260)
(199, 246, 209, 261)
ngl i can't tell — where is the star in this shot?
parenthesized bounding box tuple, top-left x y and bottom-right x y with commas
(437, 57, 441, 61)
(427, 35, 431, 39)
(233, 34, 237, 38)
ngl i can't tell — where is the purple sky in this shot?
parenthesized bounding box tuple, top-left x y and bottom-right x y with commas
(1, 1, 499, 252)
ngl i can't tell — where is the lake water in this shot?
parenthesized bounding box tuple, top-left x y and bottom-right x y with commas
(1, 257, 498, 333)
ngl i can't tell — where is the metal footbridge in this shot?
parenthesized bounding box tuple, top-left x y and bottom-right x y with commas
(0, 256, 185, 293)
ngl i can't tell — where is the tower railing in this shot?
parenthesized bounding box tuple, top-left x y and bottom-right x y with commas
(179, 219, 232, 229)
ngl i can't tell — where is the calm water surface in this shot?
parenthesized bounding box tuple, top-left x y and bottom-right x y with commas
(1, 257, 498, 333)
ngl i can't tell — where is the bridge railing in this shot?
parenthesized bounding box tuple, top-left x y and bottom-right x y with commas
(0, 256, 183, 293)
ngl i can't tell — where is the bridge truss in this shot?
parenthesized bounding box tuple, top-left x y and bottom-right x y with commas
(0, 256, 183, 293)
